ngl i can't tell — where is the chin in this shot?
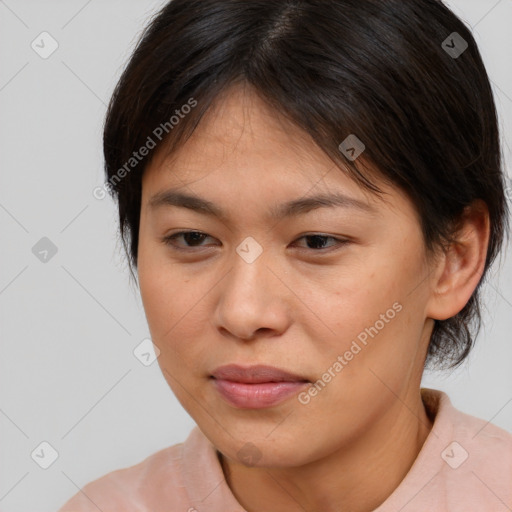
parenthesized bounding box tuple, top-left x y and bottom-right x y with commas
(204, 422, 320, 468)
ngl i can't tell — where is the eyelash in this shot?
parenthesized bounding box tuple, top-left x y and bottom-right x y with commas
(161, 231, 350, 254)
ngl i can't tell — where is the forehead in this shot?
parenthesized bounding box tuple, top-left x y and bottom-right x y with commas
(148, 84, 331, 177)
(140, 83, 406, 222)
(144, 84, 369, 193)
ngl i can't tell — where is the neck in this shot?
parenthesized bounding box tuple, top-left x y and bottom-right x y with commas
(219, 389, 433, 512)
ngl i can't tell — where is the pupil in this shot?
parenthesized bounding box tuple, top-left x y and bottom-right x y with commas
(307, 235, 326, 249)
(185, 232, 205, 246)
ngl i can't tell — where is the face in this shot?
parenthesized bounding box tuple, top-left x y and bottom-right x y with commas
(137, 83, 435, 467)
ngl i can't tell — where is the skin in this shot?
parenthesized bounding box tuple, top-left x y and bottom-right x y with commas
(137, 82, 490, 512)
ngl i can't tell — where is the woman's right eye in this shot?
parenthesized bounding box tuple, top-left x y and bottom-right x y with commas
(161, 231, 217, 251)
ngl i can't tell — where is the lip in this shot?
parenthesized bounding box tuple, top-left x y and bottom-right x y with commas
(211, 364, 308, 383)
(210, 364, 310, 409)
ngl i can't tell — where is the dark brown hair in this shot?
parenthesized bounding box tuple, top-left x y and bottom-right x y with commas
(102, 0, 509, 370)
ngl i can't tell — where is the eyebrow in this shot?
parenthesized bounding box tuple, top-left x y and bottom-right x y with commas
(148, 189, 377, 221)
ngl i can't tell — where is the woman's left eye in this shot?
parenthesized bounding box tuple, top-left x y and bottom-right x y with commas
(292, 234, 349, 251)
(161, 231, 349, 252)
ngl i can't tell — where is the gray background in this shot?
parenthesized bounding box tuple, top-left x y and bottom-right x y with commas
(0, 1, 511, 510)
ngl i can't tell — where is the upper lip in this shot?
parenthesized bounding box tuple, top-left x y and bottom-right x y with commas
(211, 364, 309, 383)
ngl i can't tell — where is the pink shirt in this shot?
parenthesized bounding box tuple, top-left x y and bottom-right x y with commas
(57, 388, 512, 511)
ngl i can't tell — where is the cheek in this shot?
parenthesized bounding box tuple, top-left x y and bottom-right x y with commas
(139, 270, 198, 344)
(137, 249, 214, 379)
(307, 238, 429, 374)
(138, 235, 188, 333)
(309, 255, 417, 342)
(138, 264, 210, 414)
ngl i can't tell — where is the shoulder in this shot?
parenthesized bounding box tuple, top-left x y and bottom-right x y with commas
(426, 389, 512, 506)
(423, 388, 512, 451)
(56, 432, 193, 512)
(449, 397, 512, 471)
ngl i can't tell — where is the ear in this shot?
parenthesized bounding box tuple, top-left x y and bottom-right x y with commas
(426, 200, 490, 321)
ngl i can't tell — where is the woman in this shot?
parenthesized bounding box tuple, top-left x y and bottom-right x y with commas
(58, 0, 511, 510)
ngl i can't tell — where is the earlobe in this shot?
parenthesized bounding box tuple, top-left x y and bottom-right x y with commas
(426, 200, 490, 321)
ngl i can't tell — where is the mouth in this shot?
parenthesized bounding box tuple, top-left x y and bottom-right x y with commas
(210, 364, 310, 409)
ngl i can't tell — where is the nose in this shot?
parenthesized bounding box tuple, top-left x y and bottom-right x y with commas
(213, 246, 291, 342)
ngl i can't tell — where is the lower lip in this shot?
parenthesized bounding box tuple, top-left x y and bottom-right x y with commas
(212, 378, 309, 409)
